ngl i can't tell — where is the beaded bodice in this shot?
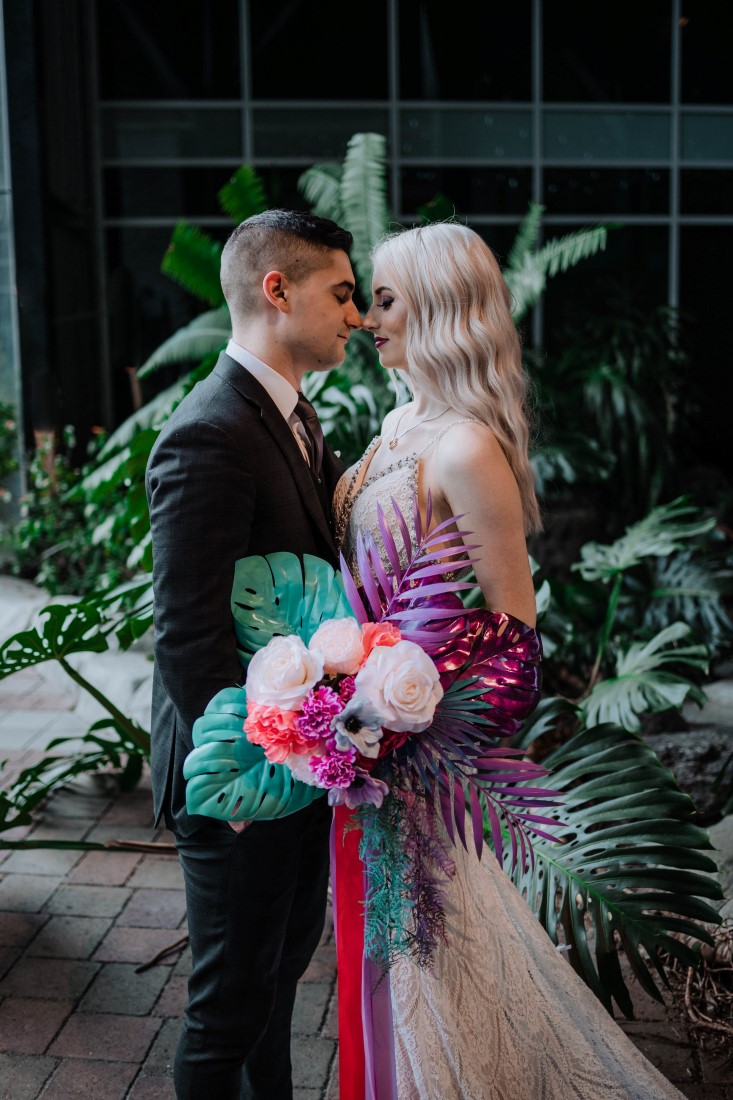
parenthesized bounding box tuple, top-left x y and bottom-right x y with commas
(332, 420, 479, 577)
(333, 437, 418, 571)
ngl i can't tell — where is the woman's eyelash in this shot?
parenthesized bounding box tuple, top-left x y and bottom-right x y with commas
(377, 297, 394, 310)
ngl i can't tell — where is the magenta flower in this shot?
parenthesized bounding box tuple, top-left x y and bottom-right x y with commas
(328, 768, 390, 809)
(311, 744, 356, 789)
(339, 676, 357, 703)
(296, 685, 343, 742)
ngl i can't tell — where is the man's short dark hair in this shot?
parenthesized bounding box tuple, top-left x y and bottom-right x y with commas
(220, 210, 353, 321)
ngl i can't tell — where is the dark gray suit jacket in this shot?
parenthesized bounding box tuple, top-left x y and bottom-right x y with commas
(145, 352, 345, 836)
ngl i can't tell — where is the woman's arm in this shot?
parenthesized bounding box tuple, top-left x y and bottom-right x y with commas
(429, 422, 537, 627)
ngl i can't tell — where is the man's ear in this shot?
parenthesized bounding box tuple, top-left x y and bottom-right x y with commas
(262, 270, 291, 312)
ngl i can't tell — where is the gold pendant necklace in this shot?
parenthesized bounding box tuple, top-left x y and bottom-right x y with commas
(388, 407, 449, 449)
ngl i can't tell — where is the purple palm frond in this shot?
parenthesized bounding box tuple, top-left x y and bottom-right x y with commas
(339, 494, 479, 645)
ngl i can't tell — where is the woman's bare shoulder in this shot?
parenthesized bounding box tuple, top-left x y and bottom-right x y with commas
(439, 420, 512, 474)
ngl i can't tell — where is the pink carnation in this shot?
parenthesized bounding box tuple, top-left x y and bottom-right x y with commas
(310, 743, 357, 789)
(244, 702, 311, 764)
(339, 676, 356, 703)
(296, 685, 343, 742)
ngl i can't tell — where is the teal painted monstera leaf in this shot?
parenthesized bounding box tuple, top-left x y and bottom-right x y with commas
(185, 553, 355, 822)
(184, 687, 325, 821)
(231, 552, 356, 667)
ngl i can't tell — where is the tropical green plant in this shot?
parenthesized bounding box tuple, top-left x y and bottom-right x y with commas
(502, 700, 722, 1016)
(503, 202, 611, 322)
(537, 498, 729, 698)
(300, 132, 391, 302)
(11, 427, 136, 596)
(530, 303, 692, 519)
(0, 399, 19, 503)
(0, 583, 153, 838)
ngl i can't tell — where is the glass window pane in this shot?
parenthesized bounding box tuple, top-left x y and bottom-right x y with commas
(542, 225, 668, 354)
(398, 0, 531, 101)
(680, 228, 733, 474)
(257, 167, 313, 212)
(253, 109, 389, 159)
(250, 3, 388, 100)
(543, 110, 670, 162)
(105, 225, 228, 383)
(681, 170, 733, 215)
(544, 168, 669, 215)
(104, 167, 243, 219)
(401, 167, 531, 217)
(681, 2, 733, 105)
(97, 0, 240, 100)
(543, 0, 671, 103)
(102, 107, 242, 161)
(401, 108, 532, 160)
(680, 112, 733, 163)
(473, 225, 525, 272)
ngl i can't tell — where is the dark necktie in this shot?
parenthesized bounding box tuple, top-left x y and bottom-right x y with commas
(295, 391, 324, 477)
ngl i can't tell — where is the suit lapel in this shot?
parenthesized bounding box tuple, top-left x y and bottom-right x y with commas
(213, 353, 337, 555)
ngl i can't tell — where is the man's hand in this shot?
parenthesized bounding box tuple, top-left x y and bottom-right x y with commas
(228, 820, 252, 834)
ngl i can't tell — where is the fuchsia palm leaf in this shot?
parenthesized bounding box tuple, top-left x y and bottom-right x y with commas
(340, 494, 561, 871)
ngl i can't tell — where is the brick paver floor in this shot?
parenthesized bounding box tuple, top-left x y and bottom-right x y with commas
(1, 667, 729, 1098)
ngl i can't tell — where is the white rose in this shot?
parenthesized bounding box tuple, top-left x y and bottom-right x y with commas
(246, 635, 324, 710)
(309, 617, 365, 676)
(354, 640, 443, 733)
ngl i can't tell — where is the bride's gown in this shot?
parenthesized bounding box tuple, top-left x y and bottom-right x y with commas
(331, 429, 683, 1100)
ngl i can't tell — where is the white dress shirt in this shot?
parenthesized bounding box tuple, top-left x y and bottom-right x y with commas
(226, 340, 311, 465)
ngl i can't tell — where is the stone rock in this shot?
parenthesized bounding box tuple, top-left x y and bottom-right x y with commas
(683, 679, 733, 732)
(708, 814, 733, 907)
(69, 650, 154, 725)
(643, 728, 730, 820)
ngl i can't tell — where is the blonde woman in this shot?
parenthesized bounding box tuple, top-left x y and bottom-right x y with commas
(331, 223, 682, 1100)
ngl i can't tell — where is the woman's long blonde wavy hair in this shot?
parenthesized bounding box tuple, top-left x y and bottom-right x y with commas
(372, 223, 541, 535)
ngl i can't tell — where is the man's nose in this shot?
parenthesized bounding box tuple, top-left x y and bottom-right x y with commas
(346, 301, 362, 329)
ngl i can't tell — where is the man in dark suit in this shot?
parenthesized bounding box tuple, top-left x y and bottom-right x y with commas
(146, 210, 361, 1099)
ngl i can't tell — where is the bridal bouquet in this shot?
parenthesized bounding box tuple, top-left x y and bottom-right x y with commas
(184, 495, 556, 967)
(242, 618, 443, 809)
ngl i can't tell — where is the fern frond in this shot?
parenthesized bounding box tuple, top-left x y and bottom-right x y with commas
(340, 133, 390, 300)
(298, 163, 344, 222)
(137, 306, 231, 378)
(506, 201, 544, 270)
(161, 223, 225, 306)
(217, 166, 268, 223)
(535, 223, 609, 278)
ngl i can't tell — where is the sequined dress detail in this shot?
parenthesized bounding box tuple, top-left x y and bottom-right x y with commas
(332, 430, 684, 1100)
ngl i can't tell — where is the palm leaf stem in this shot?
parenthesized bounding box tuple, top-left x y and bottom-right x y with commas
(587, 572, 623, 692)
(57, 658, 149, 753)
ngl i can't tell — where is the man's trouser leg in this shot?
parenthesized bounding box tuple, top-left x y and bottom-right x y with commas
(173, 797, 331, 1100)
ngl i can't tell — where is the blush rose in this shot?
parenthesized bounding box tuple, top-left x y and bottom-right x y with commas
(309, 617, 365, 676)
(354, 639, 444, 732)
(246, 634, 323, 711)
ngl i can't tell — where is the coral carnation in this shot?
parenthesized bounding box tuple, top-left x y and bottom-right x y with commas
(244, 702, 310, 764)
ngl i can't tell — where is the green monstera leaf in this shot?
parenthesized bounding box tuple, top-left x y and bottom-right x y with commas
(231, 552, 356, 667)
(183, 687, 325, 822)
(0, 604, 108, 679)
(186, 552, 355, 821)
